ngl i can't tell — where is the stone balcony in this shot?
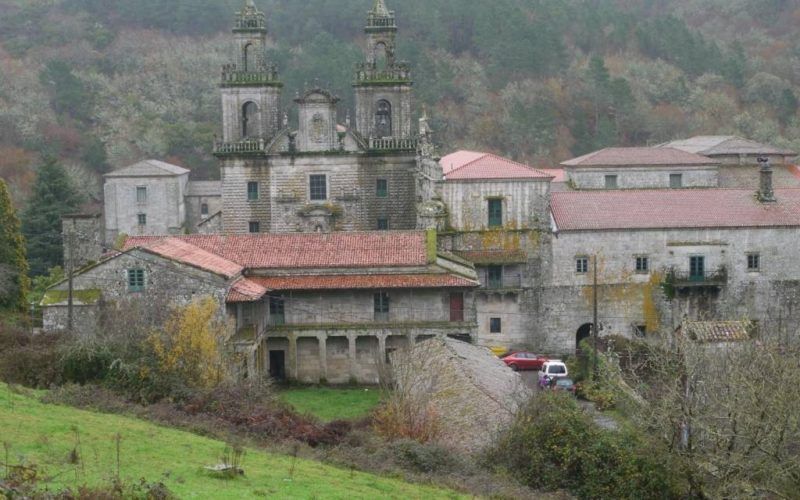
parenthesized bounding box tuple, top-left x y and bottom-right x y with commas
(368, 137, 418, 152)
(665, 266, 728, 289)
(221, 64, 282, 88)
(354, 62, 411, 85)
(213, 138, 267, 157)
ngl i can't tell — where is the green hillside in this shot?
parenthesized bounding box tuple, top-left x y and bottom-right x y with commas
(0, 384, 462, 499)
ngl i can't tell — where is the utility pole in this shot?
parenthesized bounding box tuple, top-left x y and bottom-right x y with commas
(67, 231, 74, 332)
(593, 255, 599, 379)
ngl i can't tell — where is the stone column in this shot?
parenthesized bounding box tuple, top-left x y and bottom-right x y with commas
(318, 334, 328, 383)
(377, 333, 387, 364)
(348, 333, 358, 382)
(288, 333, 298, 382)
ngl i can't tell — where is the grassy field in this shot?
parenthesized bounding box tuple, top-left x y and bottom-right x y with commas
(279, 387, 382, 422)
(0, 384, 461, 499)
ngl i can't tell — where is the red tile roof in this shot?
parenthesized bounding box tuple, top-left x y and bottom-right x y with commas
(140, 237, 243, 278)
(678, 321, 751, 343)
(125, 231, 429, 269)
(551, 189, 800, 231)
(226, 277, 268, 303)
(440, 151, 552, 181)
(538, 168, 567, 182)
(561, 147, 718, 167)
(250, 274, 478, 291)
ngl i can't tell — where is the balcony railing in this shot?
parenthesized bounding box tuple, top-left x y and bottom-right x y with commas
(482, 274, 523, 290)
(213, 138, 267, 156)
(368, 137, 418, 151)
(666, 266, 728, 288)
(221, 63, 281, 87)
(354, 62, 411, 84)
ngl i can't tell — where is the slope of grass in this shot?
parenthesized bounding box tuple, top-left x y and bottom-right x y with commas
(280, 387, 382, 422)
(0, 384, 462, 499)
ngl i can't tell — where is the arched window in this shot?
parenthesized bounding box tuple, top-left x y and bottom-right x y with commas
(243, 43, 254, 72)
(242, 101, 259, 138)
(375, 100, 392, 138)
(374, 42, 388, 69)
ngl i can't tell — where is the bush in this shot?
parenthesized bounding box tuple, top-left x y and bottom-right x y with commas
(0, 324, 64, 388)
(389, 439, 463, 474)
(487, 392, 679, 499)
(575, 380, 617, 411)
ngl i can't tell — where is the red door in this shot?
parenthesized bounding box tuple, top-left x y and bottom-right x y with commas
(449, 293, 464, 322)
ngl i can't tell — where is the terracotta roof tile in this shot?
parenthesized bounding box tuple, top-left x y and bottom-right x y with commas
(250, 274, 478, 291)
(561, 147, 718, 167)
(440, 151, 552, 181)
(226, 277, 268, 303)
(538, 168, 567, 182)
(140, 237, 243, 278)
(551, 189, 800, 231)
(125, 231, 429, 269)
(679, 321, 751, 343)
(661, 136, 797, 157)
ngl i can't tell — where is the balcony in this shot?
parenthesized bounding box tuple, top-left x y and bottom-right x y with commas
(221, 63, 282, 88)
(354, 62, 411, 85)
(664, 266, 728, 289)
(478, 273, 523, 296)
(368, 137, 418, 152)
(213, 138, 267, 157)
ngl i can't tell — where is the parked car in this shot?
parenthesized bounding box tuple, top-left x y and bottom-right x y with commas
(537, 360, 568, 387)
(551, 377, 576, 394)
(501, 351, 549, 371)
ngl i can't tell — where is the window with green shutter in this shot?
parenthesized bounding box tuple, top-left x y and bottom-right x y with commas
(488, 199, 503, 228)
(376, 179, 388, 198)
(247, 182, 259, 201)
(128, 269, 145, 292)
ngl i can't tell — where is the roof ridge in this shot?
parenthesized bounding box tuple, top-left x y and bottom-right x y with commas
(446, 152, 490, 176)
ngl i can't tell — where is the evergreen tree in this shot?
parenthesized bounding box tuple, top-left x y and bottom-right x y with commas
(0, 179, 29, 311)
(21, 159, 84, 276)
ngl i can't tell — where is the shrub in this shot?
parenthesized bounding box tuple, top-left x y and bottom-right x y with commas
(389, 439, 463, 474)
(0, 324, 63, 388)
(372, 397, 442, 444)
(576, 380, 617, 411)
(487, 392, 679, 499)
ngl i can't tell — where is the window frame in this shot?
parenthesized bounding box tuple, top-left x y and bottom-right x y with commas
(127, 269, 145, 293)
(669, 173, 683, 189)
(635, 256, 649, 274)
(604, 174, 618, 189)
(309, 174, 328, 201)
(136, 186, 147, 204)
(137, 213, 147, 226)
(376, 178, 388, 198)
(374, 292, 390, 321)
(487, 198, 503, 228)
(269, 296, 285, 325)
(576, 256, 589, 274)
(377, 218, 389, 231)
(248, 221, 260, 234)
(487, 265, 503, 289)
(247, 181, 259, 202)
(747, 253, 761, 272)
(489, 317, 502, 334)
(689, 255, 705, 280)
(201, 203, 209, 216)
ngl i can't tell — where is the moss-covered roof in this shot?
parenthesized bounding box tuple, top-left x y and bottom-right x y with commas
(41, 289, 101, 306)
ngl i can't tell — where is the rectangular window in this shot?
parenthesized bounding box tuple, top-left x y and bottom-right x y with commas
(376, 179, 388, 198)
(449, 293, 464, 322)
(309, 175, 327, 201)
(670, 173, 683, 189)
(605, 175, 618, 189)
(137, 213, 147, 226)
(248, 221, 260, 233)
(374, 292, 390, 321)
(136, 186, 147, 203)
(747, 253, 760, 272)
(576, 256, 589, 274)
(201, 203, 209, 216)
(127, 269, 145, 292)
(269, 296, 285, 326)
(487, 265, 503, 289)
(377, 218, 389, 230)
(690, 256, 705, 280)
(488, 198, 503, 228)
(247, 182, 259, 201)
(635, 256, 649, 273)
(490, 317, 502, 333)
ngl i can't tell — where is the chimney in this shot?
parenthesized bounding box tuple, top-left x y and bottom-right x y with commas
(757, 156, 776, 203)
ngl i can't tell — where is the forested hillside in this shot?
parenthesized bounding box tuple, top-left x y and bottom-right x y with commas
(1, 0, 799, 201)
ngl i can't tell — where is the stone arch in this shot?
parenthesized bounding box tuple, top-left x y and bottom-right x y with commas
(375, 99, 392, 138)
(242, 101, 259, 138)
(576, 323, 592, 352)
(373, 42, 389, 69)
(243, 43, 255, 72)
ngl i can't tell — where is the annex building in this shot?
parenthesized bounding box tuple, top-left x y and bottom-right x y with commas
(49, 0, 800, 381)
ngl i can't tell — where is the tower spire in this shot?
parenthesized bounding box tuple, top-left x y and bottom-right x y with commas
(371, 0, 391, 17)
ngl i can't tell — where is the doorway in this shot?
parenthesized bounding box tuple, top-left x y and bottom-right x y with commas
(576, 323, 593, 352)
(269, 350, 286, 380)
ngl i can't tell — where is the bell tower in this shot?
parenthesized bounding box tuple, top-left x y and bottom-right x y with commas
(353, 0, 413, 142)
(219, 0, 282, 143)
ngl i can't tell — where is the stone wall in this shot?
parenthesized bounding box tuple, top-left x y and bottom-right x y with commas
(354, 85, 413, 139)
(185, 194, 223, 232)
(220, 86, 281, 142)
(566, 166, 719, 190)
(62, 214, 104, 269)
(104, 174, 188, 243)
(442, 179, 550, 231)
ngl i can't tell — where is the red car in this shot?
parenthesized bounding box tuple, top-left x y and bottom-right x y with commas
(501, 352, 549, 371)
